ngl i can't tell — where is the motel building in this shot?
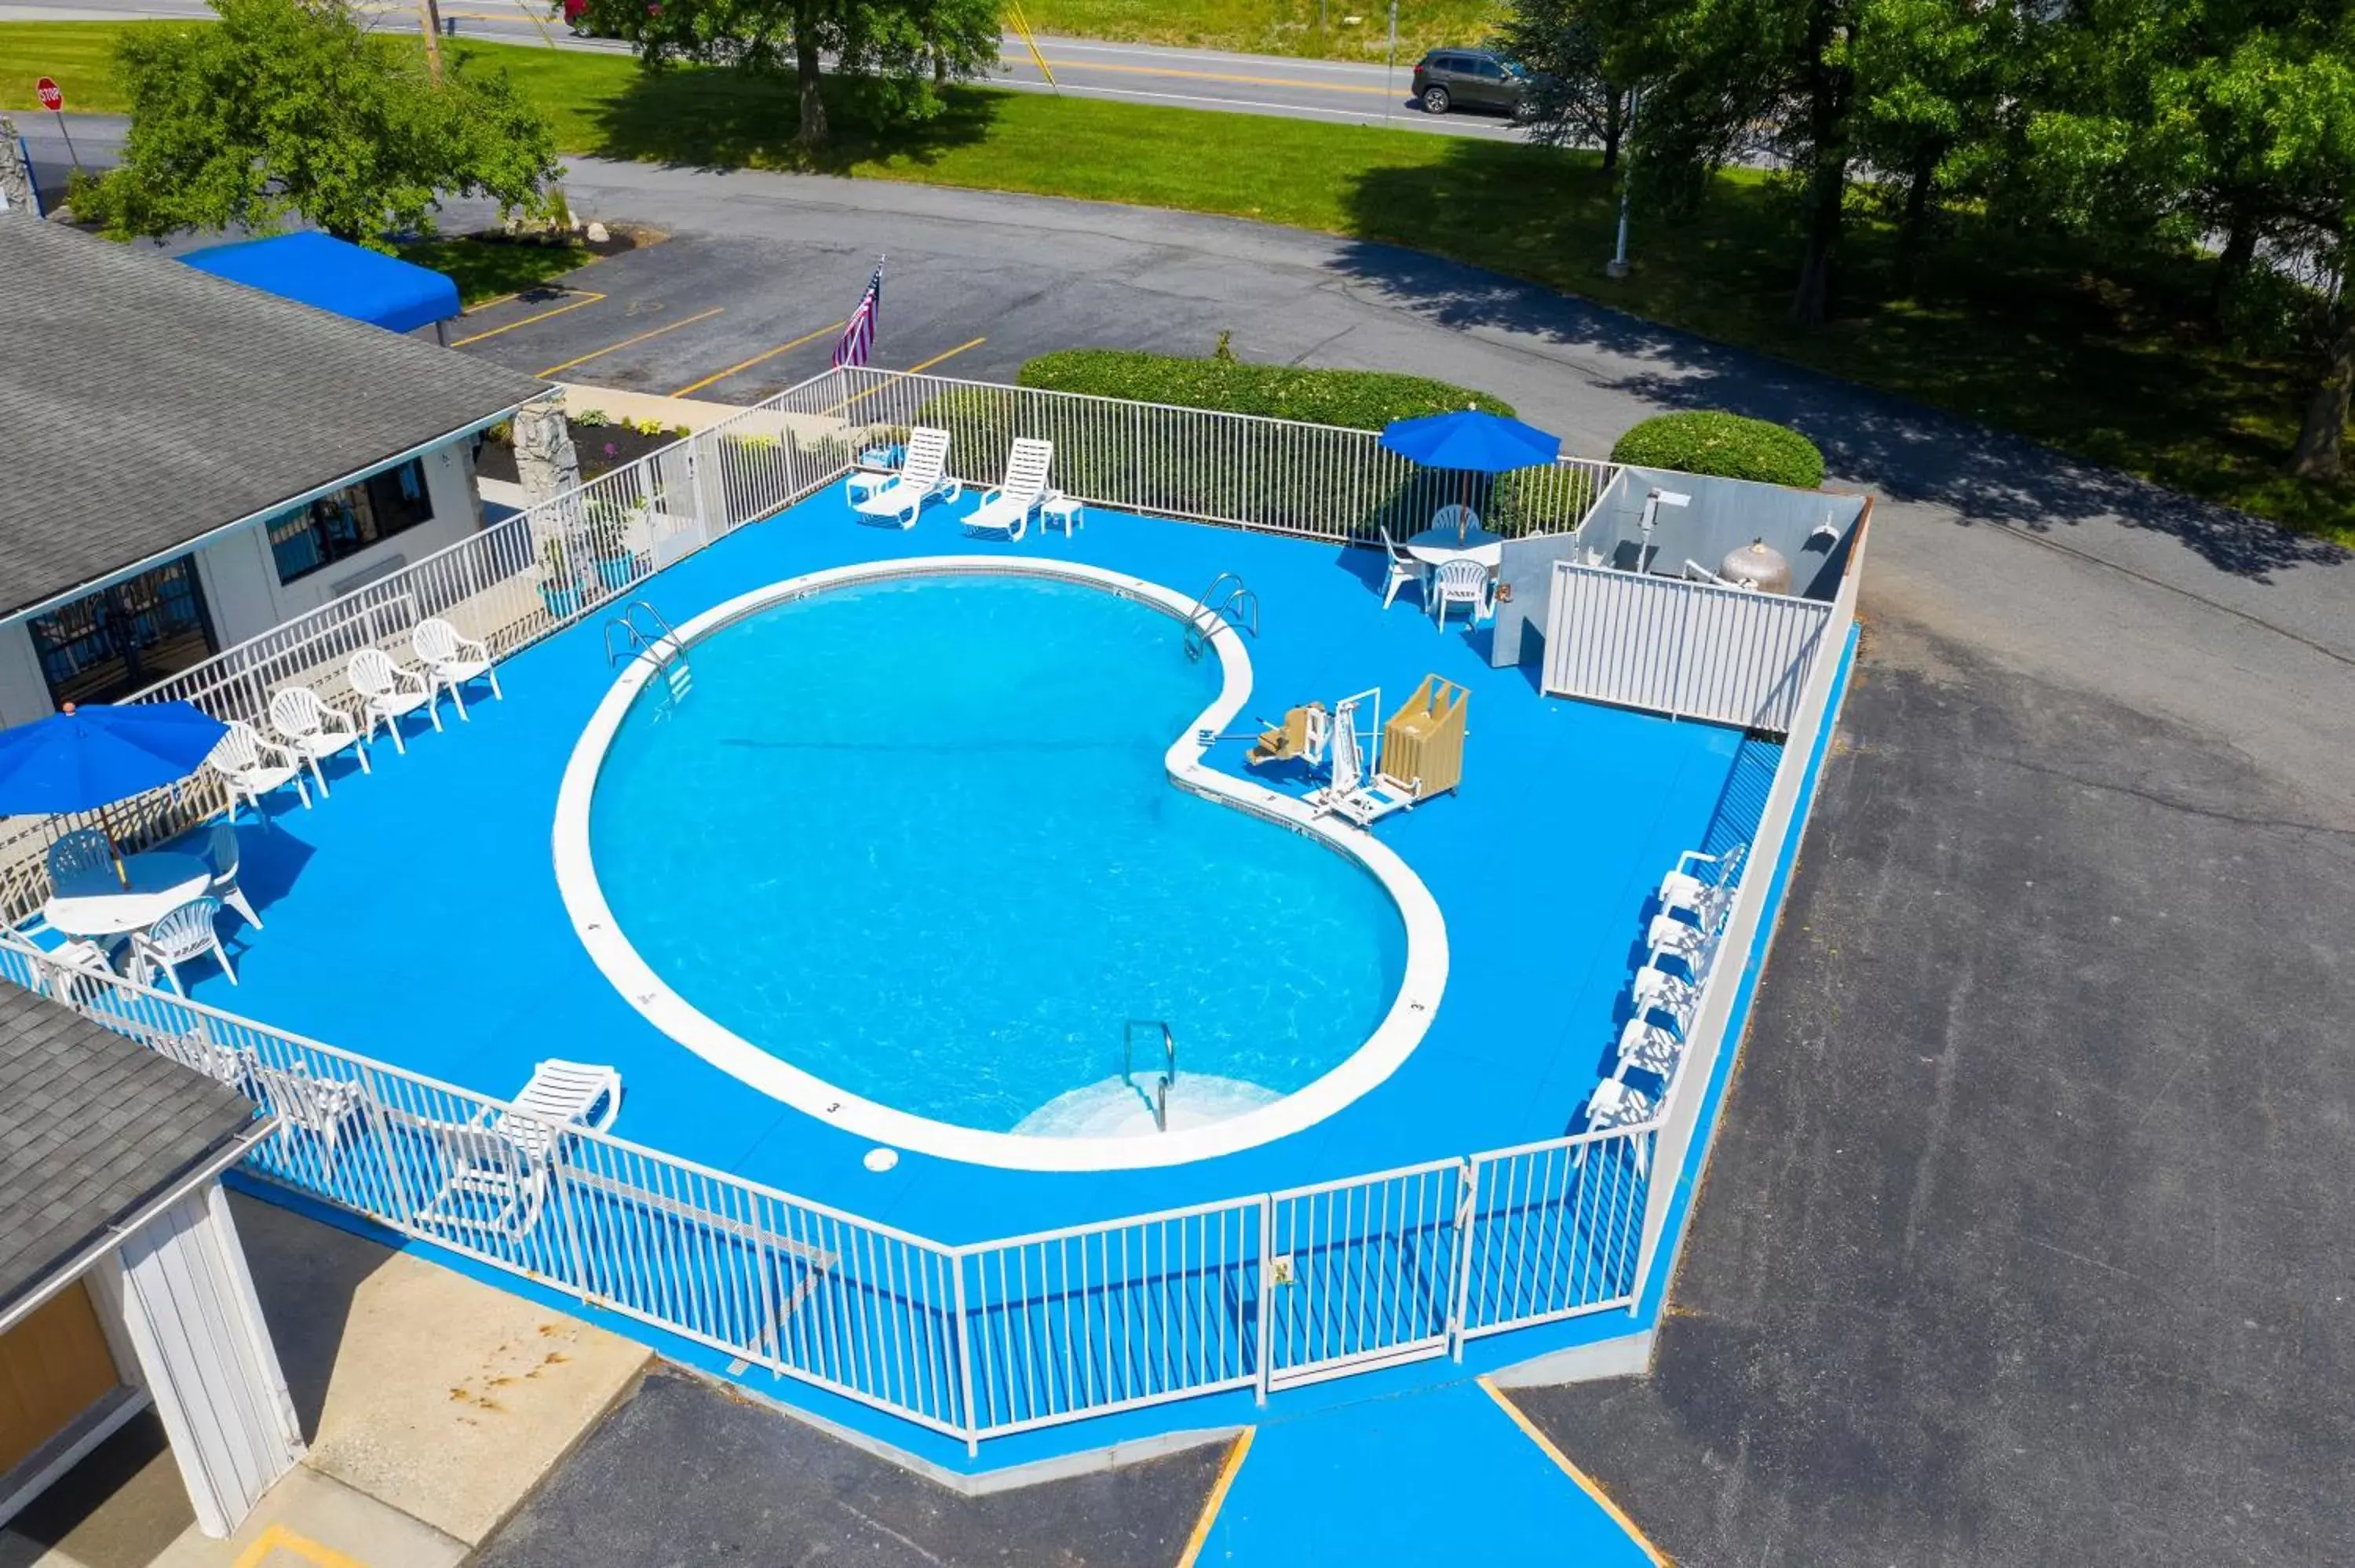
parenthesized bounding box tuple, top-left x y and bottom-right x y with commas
(0, 219, 546, 724)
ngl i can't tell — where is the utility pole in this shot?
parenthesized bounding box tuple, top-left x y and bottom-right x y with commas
(1605, 86, 1639, 278)
(1382, 0, 1397, 125)
(419, 0, 445, 81)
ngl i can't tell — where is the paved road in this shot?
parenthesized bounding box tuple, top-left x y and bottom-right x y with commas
(0, 0, 1516, 137)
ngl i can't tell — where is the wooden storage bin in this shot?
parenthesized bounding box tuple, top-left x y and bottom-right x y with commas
(1382, 676, 1467, 799)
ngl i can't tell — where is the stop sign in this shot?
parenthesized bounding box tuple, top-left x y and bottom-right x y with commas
(35, 77, 61, 111)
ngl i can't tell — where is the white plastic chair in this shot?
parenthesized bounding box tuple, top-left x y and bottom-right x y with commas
(46, 827, 116, 895)
(1576, 1077, 1659, 1175)
(1646, 912, 1717, 972)
(1615, 1017, 1683, 1081)
(1375, 523, 1426, 611)
(412, 618, 502, 720)
(206, 821, 262, 930)
(207, 721, 312, 819)
(1430, 502, 1482, 536)
(1431, 558, 1495, 629)
(348, 647, 440, 754)
(1632, 964, 1700, 1035)
(130, 895, 236, 992)
(247, 1056, 366, 1176)
(268, 685, 370, 798)
(1661, 844, 1747, 932)
(852, 426, 959, 529)
(962, 438, 1056, 541)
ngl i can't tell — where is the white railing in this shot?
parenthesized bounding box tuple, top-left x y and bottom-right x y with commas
(1630, 504, 1871, 1293)
(0, 932, 1653, 1455)
(1541, 558, 1835, 732)
(0, 370, 1868, 1455)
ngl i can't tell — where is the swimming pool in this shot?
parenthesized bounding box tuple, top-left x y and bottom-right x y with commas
(556, 560, 1444, 1170)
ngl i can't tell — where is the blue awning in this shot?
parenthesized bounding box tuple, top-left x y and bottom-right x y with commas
(179, 232, 462, 334)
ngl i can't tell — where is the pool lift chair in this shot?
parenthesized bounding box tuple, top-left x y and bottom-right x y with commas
(1243, 702, 1330, 770)
(416, 1060, 624, 1242)
(1305, 689, 1419, 829)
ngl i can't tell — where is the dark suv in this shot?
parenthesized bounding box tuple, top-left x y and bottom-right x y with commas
(1409, 49, 1528, 116)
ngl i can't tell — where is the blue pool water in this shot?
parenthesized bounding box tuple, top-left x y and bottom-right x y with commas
(587, 573, 1408, 1135)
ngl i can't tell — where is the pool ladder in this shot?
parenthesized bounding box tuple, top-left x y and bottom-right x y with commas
(1183, 573, 1258, 663)
(604, 600, 693, 713)
(1123, 1019, 1178, 1132)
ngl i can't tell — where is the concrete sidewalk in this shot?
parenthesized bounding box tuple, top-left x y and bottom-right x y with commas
(0, 1194, 650, 1568)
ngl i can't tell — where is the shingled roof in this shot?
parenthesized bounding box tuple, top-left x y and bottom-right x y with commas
(0, 983, 261, 1317)
(0, 218, 546, 619)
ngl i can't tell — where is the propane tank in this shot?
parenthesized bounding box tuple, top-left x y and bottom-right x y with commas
(1721, 537, 1792, 594)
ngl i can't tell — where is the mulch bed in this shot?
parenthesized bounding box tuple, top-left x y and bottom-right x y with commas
(474, 421, 679, 487)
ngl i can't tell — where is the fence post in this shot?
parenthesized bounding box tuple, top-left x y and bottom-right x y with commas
(1254, 1194, 1275, 1403)
(951, 1249, 979, 1457)
(1448, 1158, 1478, 1360)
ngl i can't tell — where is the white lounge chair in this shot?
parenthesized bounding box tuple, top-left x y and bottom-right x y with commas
(1430, 558, 1495, 629)
(46, 827, 116, 895)
(130, 895, 236, 992)
(247, 1056, 367, 1177)
(414, 1059, 623, 1242)
(349, 647, 440, 754)
(207, 721, 311, 820)
(205, 821, 262, 930)
(1308, 701, 1418, 828)
(853, 426, 959, 529)
(268, 685, 370, 798)
(1660, 844, 1747, 931)
(962, 438, 1056, 541)
(413, 618, 502, 720)
(1375, 523, 1427, 611)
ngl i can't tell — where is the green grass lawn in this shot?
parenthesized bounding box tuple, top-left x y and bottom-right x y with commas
(3, 19, 2346, 539)
(1016, 0, 1505, 62)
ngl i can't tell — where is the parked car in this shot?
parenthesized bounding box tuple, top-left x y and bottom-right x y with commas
(1409, 49, 1529, 116)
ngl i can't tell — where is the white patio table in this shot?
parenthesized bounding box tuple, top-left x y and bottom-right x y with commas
(42, 851, 211, 942)
(1404, 523, 1505, 570)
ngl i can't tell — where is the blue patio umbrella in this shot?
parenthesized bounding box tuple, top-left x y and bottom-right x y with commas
(1379, 408, 1563, 540)
(0, 701, 228, 816)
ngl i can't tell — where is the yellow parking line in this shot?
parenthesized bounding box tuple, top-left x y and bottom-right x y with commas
(450, 289, 607, 347)
(1028, 56, 1394, 97)
(1477, 1377, 1673, 1566)
(1174, 1427, 1254, 1568)
(669, 321, 843, 397)
(232, 1522, 371, 1568)
(535, 308, 726, 377)
(827, 337, 989, 414)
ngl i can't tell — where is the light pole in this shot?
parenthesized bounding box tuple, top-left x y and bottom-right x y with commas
(1606, 86, 1639, 278)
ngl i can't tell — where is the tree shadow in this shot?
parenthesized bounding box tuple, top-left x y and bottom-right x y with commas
(583, 67, 1005, 176)
(1328, 144, 2351, 582)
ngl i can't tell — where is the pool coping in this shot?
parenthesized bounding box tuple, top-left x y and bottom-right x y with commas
(551, 554, 1448, 1172)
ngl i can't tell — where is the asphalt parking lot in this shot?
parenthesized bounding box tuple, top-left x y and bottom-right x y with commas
(446, 228, 1225, 402)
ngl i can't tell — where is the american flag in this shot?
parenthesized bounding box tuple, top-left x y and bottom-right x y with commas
(831, 258, 883, 368)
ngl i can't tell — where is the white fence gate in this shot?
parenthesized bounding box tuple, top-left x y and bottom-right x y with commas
(1542, 561, 1834, 732)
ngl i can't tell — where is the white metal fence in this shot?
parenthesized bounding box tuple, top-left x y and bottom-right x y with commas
(0, 370, 1865, 1453)
(1541, 558, 1836, 732)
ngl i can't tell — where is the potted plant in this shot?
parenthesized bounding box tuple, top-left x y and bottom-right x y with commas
(584, 496, 640, 590)
(538, 533, 581, 619)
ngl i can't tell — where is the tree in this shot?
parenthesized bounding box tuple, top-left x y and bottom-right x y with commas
(2022, 0, 2355, 477)
(1496, 1, 1637, 172)
(75, 0, 557, 246)
(1846, 0, 2017, 272)
(579, 0, 1000, 151)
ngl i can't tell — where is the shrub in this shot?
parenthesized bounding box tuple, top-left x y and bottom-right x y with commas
(1609, 411, 1825, 489)
(1016, 348, 1513, 430)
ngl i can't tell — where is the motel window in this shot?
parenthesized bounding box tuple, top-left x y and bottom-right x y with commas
(267, 458, 434, 585)
(25, 556, 219, 709)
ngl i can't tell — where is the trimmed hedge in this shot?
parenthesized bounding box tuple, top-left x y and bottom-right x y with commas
(1016, 348, 1513, 431)
(1609, 411, 1825, 489)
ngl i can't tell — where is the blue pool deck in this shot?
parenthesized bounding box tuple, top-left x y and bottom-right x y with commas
(166, 490, 1771, 1243)
(171, 489, 1777, 1249)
